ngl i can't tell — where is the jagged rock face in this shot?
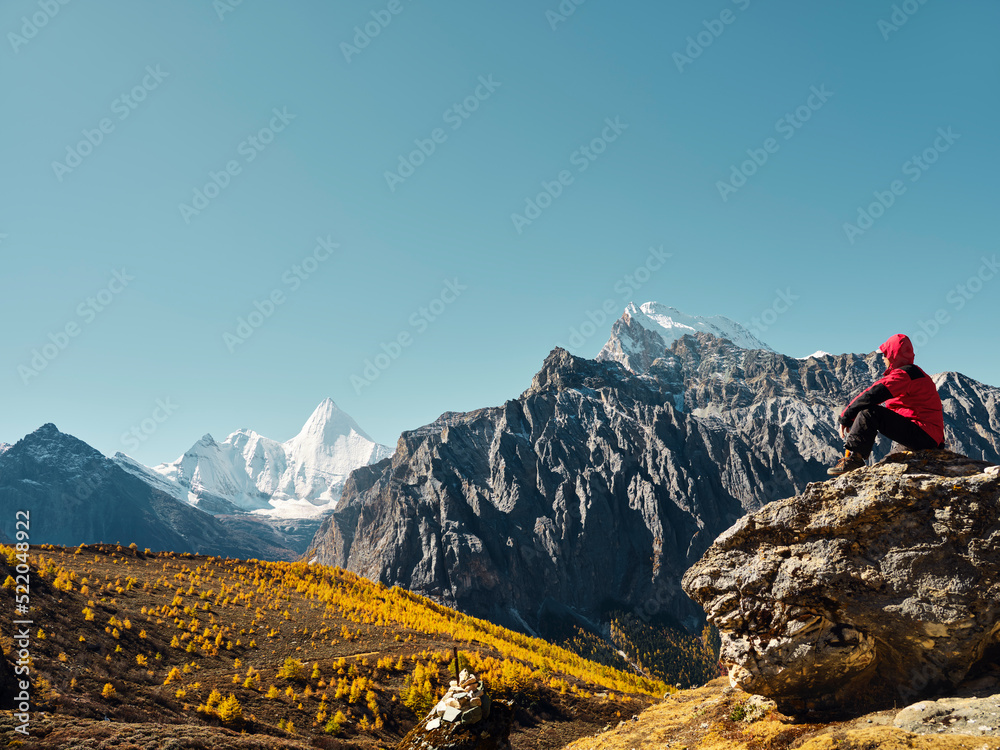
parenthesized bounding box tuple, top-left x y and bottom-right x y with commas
(312, 328, 1000, 636)
(0, 424, 299, 559)
(935, 371, 1000, 460)
(682, 451, 1000, 715)
(314, 349, 749, 632)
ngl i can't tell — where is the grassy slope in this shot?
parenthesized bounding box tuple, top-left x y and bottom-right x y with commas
(0, 543, 670, 749)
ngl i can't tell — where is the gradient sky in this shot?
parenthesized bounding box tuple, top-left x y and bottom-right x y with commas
(2, 0, 998, 464)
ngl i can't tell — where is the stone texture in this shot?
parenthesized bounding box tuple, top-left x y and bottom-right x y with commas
(395, 698, 513, 750)
(895, 693, 1000, 736)
(683, 450, 1000, 715)
(425, 670, 489, 728)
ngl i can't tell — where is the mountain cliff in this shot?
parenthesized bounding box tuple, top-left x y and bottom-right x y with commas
(309, 305, 1000, 639)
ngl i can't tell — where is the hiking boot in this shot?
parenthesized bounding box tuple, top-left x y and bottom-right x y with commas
(827, 450, 865, 476)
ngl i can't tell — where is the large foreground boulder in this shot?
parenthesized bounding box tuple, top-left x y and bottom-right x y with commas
(682, 450, 1000, 715)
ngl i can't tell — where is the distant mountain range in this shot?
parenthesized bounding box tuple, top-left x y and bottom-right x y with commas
(0, 401, 391, 559)
(0, 424, 288, 558)
(3, 302, 997, 635)
(310, 303, 1000, 637)
(114, 398, 392, 518)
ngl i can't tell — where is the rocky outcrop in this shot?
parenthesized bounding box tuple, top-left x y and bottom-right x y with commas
(682, 450, 1000, 715)
(422, 669, 489, 731)
(895, 691, 1000, 736)
(396, 696, 513, 750)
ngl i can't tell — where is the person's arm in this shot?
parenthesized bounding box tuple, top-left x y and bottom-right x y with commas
(840, 370, 907, 427)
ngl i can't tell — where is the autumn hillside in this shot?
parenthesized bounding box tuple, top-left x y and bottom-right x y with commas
(0, 542, 687, 749)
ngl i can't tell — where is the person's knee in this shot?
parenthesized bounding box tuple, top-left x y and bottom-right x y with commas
(853, 407, 878, 424)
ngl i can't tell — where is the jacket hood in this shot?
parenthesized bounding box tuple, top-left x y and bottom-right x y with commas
(880, 334, 914, 367)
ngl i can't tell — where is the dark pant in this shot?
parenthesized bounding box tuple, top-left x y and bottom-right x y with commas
(845, 406, 939, 458)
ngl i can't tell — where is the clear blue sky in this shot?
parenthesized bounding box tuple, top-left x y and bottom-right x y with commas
(2, 0, 998, 464)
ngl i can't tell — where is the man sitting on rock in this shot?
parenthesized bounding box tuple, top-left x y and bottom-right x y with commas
(829, 333, 944, 476)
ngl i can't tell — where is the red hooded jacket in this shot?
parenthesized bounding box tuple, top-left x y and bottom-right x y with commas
(839, 334, 944, 444)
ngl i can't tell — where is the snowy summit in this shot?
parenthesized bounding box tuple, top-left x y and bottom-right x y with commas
(624, 302, 772, 351)
(115, 399, 392, 519)
(597, 301, 772, 373)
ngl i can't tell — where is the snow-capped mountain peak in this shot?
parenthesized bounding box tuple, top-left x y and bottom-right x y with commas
(286, 398, 374, 448)
(625, 302, 772, 351)
(598, 301, 772, 373)
(114, 401, 393, 519)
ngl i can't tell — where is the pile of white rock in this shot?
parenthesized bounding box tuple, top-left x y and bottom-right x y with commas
(424, 669, 487, 730)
